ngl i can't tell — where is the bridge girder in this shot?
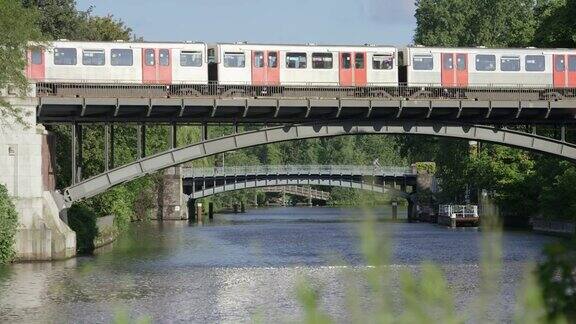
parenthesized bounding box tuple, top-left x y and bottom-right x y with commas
(63, 123, 576, 204)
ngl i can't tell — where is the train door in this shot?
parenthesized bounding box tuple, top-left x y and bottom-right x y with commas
(251, 50, 279, 85)
(27, 48, 45, 81)
(142, 48, 172, 84)
(267, 51, 280, 85)
(553, 54, 566, 88)
(569, 55, 576, 87)
(441, 53, 468, 87)
(339, 52, 367, 87)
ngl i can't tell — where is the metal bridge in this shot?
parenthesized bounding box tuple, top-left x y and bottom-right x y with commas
(31, 82, 576, 203)
(62, 123, 576, 204)
(35, 83, 576, 124)
(182, 165, 414, 200)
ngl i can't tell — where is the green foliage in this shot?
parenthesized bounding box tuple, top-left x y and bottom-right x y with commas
(0, 184, 18, 264)
(537, 238, 576, 321)
(414, 0, 536, 47)
(21, 0, 133, 41)
(414, 162, 436, 174)
(0, 0, 42, 124)
(534, 0, 576, 47)
(67, 204, 98, 254)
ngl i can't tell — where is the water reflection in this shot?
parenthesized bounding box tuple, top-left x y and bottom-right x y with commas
(0, 207, 554, 323)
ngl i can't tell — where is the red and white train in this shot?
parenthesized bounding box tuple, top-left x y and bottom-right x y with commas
(25, 40, 576, 89)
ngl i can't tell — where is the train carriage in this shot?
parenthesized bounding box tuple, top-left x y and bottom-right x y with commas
(210, 43, 398, 87)
(26, 40, 209, 85)
(401, 46, 576, 89)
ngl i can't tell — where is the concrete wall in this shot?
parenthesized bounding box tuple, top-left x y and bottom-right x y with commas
(0, 96, 76, 261)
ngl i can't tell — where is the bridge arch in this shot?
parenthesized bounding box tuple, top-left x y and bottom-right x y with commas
(187, 179, 410, 200)
(63, 123, 576, 204)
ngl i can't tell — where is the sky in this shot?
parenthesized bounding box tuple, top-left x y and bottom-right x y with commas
(76, 0, 416, 46)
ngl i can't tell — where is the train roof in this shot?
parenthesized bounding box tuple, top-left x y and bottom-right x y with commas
(213, 42, 396, 48)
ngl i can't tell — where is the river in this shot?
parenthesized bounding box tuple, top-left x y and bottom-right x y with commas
(0, 206, 554, 323)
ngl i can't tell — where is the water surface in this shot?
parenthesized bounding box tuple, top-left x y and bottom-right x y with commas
(0, 207, 554, 323)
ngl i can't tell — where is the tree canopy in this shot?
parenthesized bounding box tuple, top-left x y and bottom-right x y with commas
(0, 0, 41, 122)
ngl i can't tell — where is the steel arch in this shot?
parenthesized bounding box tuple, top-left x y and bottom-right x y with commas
(63, 123, 576, 204)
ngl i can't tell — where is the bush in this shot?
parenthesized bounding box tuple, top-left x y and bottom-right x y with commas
(67, 204, 98, 254)
(0, 184, 18, 264)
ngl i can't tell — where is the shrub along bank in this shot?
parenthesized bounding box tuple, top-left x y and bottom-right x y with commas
(0, 184, 19, 264)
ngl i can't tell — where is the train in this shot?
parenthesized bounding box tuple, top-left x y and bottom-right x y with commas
(25, 40, 576, 92)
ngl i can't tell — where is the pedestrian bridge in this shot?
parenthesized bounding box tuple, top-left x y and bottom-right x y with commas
(182, 165, 415, 200)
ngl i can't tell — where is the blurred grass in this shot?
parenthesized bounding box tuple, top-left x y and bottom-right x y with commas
(293, 203, 568, 323)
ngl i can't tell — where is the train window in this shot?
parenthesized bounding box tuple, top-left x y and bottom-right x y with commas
(341, 53, 351, 69)
(372, 54, 394, 70)
(569, 55, 576, 72)
(525, 55, 545, 71)
(475, 54, 496, 71)
(412, 54, 433, 70)
(286, 52, 307, 69)
(556, 56, 566, 72)
(31, 49, 42, 64)
(180, 51, 202, 67)
(111, 49, 133, 66)
(355, 53, 365, 69)
(456, 54, 466, 70)
(268, 52, 278, 68)
(312, 53, 333, 69)
(159, 49, 170, 66)
(254, 51, 265, 68)
(145, 49, 155, 66)
(82, 49, 105, 66)
(501, 56, 520, 71)
(223, 52, 246, 68)
(54, 48, 77, 65)
(443, 54, 454, 70)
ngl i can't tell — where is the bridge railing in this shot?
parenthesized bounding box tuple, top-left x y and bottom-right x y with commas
(35, 81, 571, 100)
(182, 165, 414, 178)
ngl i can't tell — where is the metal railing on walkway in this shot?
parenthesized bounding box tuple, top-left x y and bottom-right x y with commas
(182, 165, 414, 178)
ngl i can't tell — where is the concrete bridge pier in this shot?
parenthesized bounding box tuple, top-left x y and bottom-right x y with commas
(0, 96, 76, 261)
(157, 166, 187, 220)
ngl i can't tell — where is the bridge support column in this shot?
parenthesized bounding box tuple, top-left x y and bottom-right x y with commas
(137, 124, 146, 159)
(392, 201, 398, 220)
(407, 200, 416, 223)
(0, 97, 75, 261)
(208, 202, 214, 220)
(71, 123, 83, 184)
(187, 198, 196, 222)
(157, 166, 187, 221)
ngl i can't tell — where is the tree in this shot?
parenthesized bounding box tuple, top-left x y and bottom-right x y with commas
(534, 0, 576, 47)
(0, 0, 41, 123)
(414, 0, 536, 47)
(0, 184, 19, 263)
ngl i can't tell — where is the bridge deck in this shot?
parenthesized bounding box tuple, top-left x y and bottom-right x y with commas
(35, 83, 576, 124)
